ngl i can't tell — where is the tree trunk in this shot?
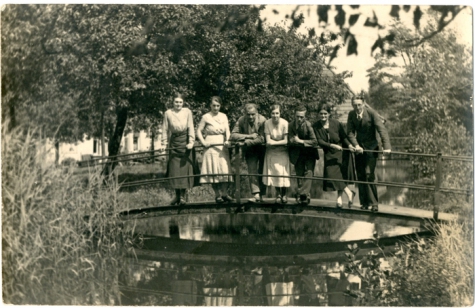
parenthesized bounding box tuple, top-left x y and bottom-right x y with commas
(54, 140, 60, 165)
(150, 129, 155, 162)
(101, 110, 106, 158)
(102, 106, 128, 176)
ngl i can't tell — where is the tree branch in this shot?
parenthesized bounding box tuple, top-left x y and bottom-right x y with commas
(403, 6, 466, 48)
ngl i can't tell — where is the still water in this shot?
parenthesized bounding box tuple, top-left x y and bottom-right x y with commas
(119, 157, 422, 306)
(121, 212, 426, 306)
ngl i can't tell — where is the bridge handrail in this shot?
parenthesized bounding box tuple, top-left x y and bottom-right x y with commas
(81, 142, 473, 164)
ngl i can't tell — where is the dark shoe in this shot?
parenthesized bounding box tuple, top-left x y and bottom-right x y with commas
(281, 195, 288, 204)
(348, 190, 356, 208)
(216, 197, 224, 204)
(222, 195, 234, 202)
(179, 197, 186, 205)
(336, 202, 343, 209)
(361, 204, 369, 210)
(299, 194, 307, 204)
(275, 195, 282, 204)
(371, 205, 379, 212)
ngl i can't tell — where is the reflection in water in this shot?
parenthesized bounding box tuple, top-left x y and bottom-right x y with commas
(120, 257, 365, 306)
(129, 213, 419, 245)
(121, 212, 427, 305)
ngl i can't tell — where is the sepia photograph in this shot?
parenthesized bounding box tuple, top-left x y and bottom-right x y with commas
(1, 2, 473, 306)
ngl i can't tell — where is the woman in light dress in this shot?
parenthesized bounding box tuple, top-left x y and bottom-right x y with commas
(196, 96, 234, 203)
(263, 104, 291, 206)
(161, 93, 196, 205)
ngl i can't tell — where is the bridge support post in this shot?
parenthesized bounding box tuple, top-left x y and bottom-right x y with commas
(235, 144, 241, 205)
(433, 152, 442, 220)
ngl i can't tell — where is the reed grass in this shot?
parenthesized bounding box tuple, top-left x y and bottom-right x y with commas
(2, 125, 134, 305)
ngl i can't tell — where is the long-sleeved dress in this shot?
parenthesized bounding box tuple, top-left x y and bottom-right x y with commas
(262, 119, 290, 187)
(162, 108, 196, 189)
(198, 112, 233, 183)
(314, 118, 351, 191)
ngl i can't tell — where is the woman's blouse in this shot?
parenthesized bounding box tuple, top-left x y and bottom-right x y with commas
(264, 118, 288, 143)
(162, 108, 195, 146)
(198, 112, 229, 136)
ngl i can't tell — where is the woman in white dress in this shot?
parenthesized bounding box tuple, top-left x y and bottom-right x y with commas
(161, 93, 196, 205)
(263, 104, 291, 206)
(196, 96, 234, 203)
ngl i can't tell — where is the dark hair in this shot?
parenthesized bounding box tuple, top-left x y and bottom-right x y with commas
(244, 103, 258, 112)
(270, 104, 281, 112)
(210, 96, 222, 105)
(351, 94, 365, 104)
(173, 92, 185, 100)
(295, 105, 307, 113)
(317, 103, 332, 114)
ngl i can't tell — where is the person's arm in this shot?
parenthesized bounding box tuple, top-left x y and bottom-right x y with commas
(245, 119, 265, 146)
(346, 112, 358, 147)
(314, 125, 331, 150)
(196, 116, 209, 147)
(230, 117, 248, 141)
(160, 111, 169, 150)
(267, 122, 288, 146)
(288, 121, 298, 145)
(371, 110, 391, 153)
(302, 122, 318, 147)
(224, 114, 231, 146)
(186, 109, 195, 149)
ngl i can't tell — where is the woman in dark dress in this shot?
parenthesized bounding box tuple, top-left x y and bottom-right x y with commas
(161, 93, 196, 205)
(313, 103, 356, 208)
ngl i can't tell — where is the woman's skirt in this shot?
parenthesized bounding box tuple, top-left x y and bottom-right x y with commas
(167, 132, 196, 189)
(263, 146, 290, 187)
(322, 149, 356, 191)
(200, 134, 233, 183)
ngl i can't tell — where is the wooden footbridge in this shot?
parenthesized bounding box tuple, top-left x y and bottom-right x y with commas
(83, 142, 472, 225)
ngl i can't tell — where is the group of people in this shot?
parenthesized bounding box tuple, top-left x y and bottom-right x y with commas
(161, 93, 391, 212)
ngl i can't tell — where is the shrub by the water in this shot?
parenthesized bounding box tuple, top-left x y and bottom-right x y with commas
(2, 126, 134, 305)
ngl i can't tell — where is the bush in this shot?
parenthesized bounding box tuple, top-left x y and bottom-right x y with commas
(344, 219, 474, 306)
(2, 125, 134, 305)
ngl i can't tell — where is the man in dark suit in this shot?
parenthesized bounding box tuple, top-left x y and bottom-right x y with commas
(347, 95, 391, 212)
(289, 105, 319, 205)
(230, 103, 267, 203)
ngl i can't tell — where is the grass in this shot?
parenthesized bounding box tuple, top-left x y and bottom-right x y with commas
(2, 125, 135, 305)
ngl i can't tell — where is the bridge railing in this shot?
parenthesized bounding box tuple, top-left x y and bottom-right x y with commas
(77, 143, 473, 219)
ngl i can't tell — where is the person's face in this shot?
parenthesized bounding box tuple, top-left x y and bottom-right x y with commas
(211, 101, 221, 114)
(352, 99, 365, 114)
(173, 97, 184, 111)
(246, 108, 257, 124)
(271, 108, 280, 122)
(295, 111, 306, 125)
(318, 109, 330, 122)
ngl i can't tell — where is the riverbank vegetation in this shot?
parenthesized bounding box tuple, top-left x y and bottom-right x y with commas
(1, 125, 135, 304)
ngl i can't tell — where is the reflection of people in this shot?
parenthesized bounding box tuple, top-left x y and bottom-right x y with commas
(196, 96, 234, 204)
(346, 95, 391, 212)
(314, 103, 356, 208)
(263, 105, 290, 208)
(298, 268, 321, 306)
(263, 266, 295, 306)
(288, 105, 319, 205)
(161, 93, 196, 205)
(230, 103, 267, 203)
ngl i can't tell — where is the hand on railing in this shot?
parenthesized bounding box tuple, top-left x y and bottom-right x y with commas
(348, 144, 356, 152)
(354, 145, 364, 154)
(330, 144, 343, 151)
(383, 149, 392, 155)
(186, 143, 194, 150)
